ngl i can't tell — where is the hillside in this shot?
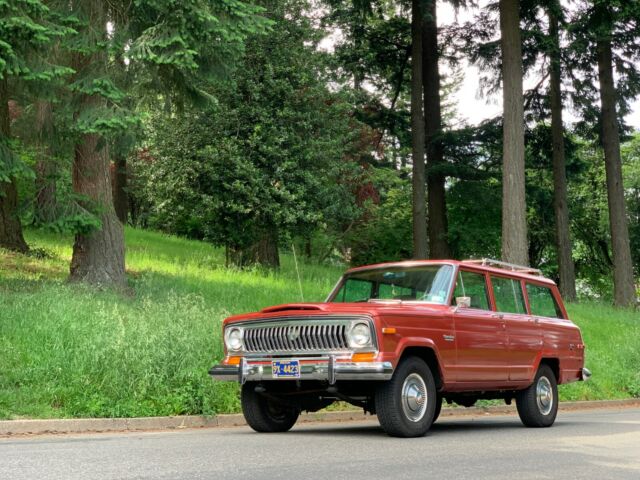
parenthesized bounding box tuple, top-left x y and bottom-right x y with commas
(0, 228, 637, 419)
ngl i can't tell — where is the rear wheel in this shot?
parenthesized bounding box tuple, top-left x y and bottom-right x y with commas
(241, 383, 300, 433)
(516, 364, 558, 428)
(375, 357, 437, 437)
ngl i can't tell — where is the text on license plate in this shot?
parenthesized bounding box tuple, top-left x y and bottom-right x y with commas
(272, 360, 300, 378)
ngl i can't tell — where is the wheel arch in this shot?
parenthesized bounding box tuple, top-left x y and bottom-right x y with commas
(398, 346, 444, 390)
(538, 357, 560, 383)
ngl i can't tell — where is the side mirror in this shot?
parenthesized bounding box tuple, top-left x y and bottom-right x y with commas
(455, 296, 471, 308)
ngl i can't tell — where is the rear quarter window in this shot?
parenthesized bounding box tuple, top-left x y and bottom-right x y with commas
(526, 284, 563, 318)
(491, 276, 527, 314)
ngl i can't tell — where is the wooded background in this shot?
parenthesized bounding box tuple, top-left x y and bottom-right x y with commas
(1, 0, 639, 307)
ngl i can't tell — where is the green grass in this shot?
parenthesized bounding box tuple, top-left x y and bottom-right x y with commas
(0, 228, 638, 420)
(0, 228, 341, 419)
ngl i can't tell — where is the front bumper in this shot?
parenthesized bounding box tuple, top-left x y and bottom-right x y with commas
(209, 356, 394, 385)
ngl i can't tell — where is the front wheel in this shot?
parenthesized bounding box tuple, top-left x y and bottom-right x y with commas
(375, 357, 437, 437)
(516, 364, 558, 428)
(241, 383, 300, 433)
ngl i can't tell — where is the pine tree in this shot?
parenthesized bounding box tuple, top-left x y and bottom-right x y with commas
(568, 0, 639, 306)
(546, 0, 577, 300)
(0, 0, 72, 252)
(62, 0, 268, 285)
(499, 0, 528, 266)
(411, 0, 428, 259)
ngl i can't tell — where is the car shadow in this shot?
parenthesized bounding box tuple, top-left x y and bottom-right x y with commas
(270, 417, 580, 438)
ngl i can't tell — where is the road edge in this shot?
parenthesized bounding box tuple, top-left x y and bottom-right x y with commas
(1, 399, 638, 436)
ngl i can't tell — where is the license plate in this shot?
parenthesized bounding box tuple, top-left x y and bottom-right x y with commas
(272, 360, 300, 378)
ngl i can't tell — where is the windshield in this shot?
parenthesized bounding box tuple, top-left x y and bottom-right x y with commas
(329, 264, 454, 304)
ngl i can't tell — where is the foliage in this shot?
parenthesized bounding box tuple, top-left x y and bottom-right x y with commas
(131, 1, 365, 265)
(347, 167, 413, 265)
(0, 0, 74, 177)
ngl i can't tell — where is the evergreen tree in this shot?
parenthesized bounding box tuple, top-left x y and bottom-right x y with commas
(423, 0, 450, 259)
(411, 0, 428, 258)
(0, 0, 72, 252)
(499, 0, 528, 266)
(61, 0, 267, 285)
(545, 0, 577, 300)
(568, 0, 639, 306)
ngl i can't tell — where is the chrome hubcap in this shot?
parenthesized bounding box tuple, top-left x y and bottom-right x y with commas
(401, 373, 428, 422)
(536, 376, 553, 415)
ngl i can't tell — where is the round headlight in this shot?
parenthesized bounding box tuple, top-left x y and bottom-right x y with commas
(349, 322, 372, 348)
(225, 327, 244, 352)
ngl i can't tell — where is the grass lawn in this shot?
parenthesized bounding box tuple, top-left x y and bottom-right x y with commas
(0, 228, 638, 419)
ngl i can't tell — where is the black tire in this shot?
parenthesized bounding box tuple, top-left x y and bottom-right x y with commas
(516, 364, 558, 428)
(433, 393, 443, 423)
(375, 356, 437, 437)
(241, 383, 300, 433)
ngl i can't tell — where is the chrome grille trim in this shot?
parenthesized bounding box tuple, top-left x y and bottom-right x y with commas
(233, 316, 373, 355)
(245, 323, 348, 353)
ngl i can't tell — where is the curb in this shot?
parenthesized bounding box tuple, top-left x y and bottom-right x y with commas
(1, 399, 638, 437)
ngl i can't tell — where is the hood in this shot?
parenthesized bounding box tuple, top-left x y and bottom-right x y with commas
(223, 301, 451, 325)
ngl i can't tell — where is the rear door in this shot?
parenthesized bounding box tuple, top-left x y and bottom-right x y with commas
(452, 269, 508, 382)
(490, 275, 541, 381)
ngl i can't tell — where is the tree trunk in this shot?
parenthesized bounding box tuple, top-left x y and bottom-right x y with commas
(422, 0, 450, 259)
(596, 36, 636, 307)
(499, 0, 528, 266)
(34, 101, 57, 224)
(0, 76, 29, 253)
(254, 229, 280, 269)
(411, 0, 428, 259)
(113, 154, 128, 224)
(305, 236, 312, 258)
(226, 230, 280, 269)
(548, 9, 576, 301)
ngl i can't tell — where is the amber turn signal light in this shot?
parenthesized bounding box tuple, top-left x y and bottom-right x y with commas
(382, 327, 396, 335)
(225, 356, 241, 365)
(351, 352, 376, 362)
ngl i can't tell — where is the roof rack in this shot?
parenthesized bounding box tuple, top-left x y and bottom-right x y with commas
(462, 258, 543, 276)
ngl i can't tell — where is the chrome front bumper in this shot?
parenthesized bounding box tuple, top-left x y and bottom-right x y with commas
(209, 356, 394, 385)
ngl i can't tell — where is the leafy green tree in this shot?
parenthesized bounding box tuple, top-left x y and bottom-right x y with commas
(134, 0, 365, 268)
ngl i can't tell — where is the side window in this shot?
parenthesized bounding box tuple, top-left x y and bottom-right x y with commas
(491, 276, 527, 314)
(452, 270, 490, 310)
(526, 284, 563, 318)
(336, 279, 372, 302)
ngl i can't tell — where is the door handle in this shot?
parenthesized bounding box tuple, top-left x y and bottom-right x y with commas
(491, 313, 504, 320)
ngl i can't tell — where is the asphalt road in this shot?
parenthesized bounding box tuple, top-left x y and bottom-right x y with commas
(1, 408, 639, 480)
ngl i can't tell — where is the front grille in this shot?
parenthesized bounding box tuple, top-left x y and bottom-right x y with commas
(244, 321, 352, 353)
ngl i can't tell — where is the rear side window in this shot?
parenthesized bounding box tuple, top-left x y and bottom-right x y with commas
(526, 284, 563, 318)
(491, 276, 527, 314)
(452, 270, 490, 310)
